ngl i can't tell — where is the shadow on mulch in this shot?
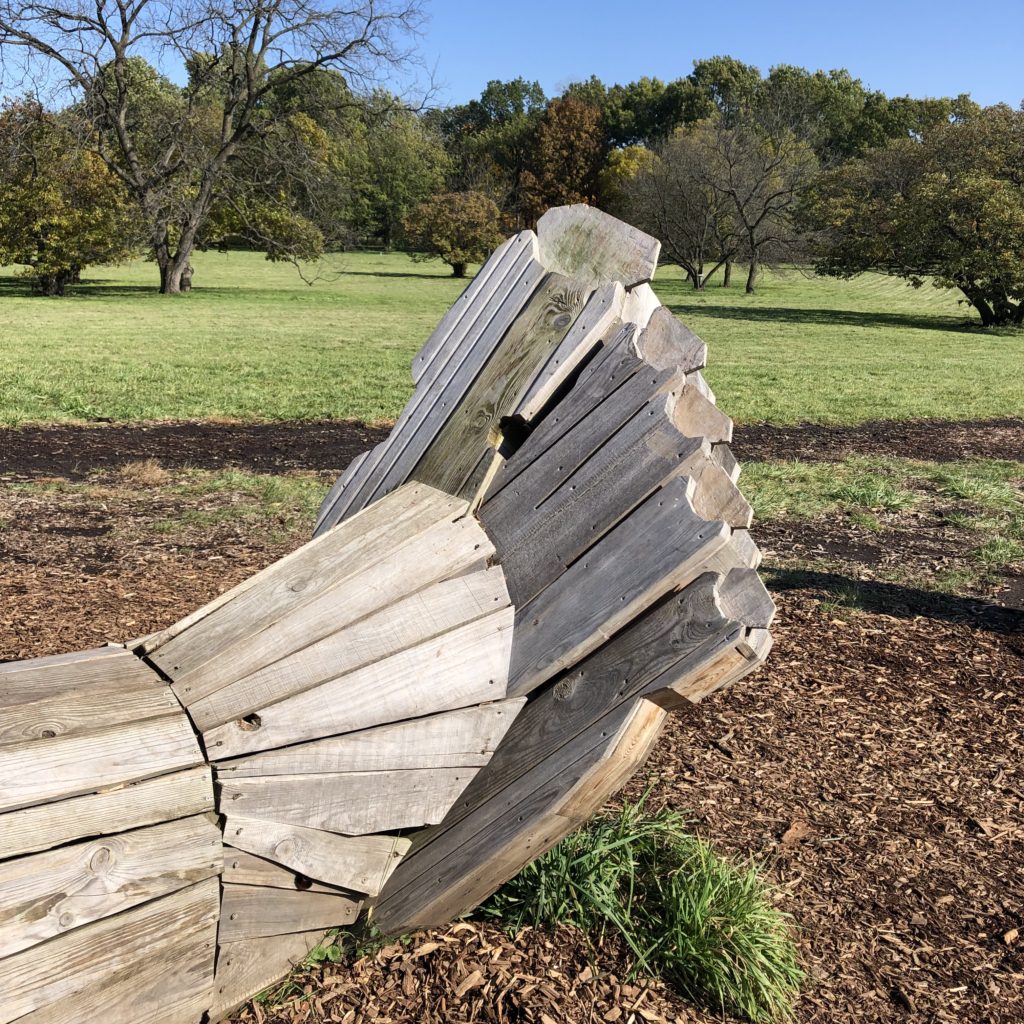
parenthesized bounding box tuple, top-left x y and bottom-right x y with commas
(767, 567, 1024, 637)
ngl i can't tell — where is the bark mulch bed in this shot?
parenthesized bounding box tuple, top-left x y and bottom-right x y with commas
(1, 415, 1020, 481)
(1, 426, 1021, 1024)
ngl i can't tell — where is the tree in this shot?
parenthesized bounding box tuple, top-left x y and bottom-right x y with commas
(521, 98, 607, 224)
(690, 116, 819, 292)
(0, 0, 422, 293)
(356, 94, 448, 247)
(0, 98, 140, 294)
(622, 129, 738, 290)
(403, 191, 503, 278)
(803, 104, 1024, 326)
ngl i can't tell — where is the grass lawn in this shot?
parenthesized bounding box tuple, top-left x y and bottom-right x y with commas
(0, 250, 1020, 427)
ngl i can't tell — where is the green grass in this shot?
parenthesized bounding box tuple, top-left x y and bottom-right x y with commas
(0, 252, 1020, 427)
(482, 796, 802, 1023)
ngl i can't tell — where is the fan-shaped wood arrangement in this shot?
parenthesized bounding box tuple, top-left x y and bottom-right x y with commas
(0, 205, 773, 1023)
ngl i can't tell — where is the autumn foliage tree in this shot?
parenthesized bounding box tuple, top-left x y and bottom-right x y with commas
(0, 98, 140, 294)
(402, 191, 503, 277)
(804, 104, 1024, 326)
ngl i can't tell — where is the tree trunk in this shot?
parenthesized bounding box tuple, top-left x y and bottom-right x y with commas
(451, 262, 467, 279)
(745, 257, 759, 294)
(159, 252, 195, 295)
(723, 260, 733, 288)
(960, 286, 997, 326)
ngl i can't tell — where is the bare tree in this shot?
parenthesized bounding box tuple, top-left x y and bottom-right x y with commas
(0, 0, 423, 292)
(622, 131, 738, 290)
(692, 116, 818, 292)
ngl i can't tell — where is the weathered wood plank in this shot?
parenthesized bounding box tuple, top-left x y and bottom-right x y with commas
(215, 701, 524, 777)
(482, 381, 711, 605)
(313, 447, 372, 535)
(208, 930, 326, 1024)
(218, 767, 476, 835)
(513, 281, 624, 423)
(0, 679, 180, 746)
(319, 242, 547, 527)
(375, 574, 745, 904)
(150, 483, 459, 683)
(0, 647, 160, 707)
(507, 477, 730, 696)
(672, 381, 733, 443)
(219, 884, 360, 942)
(18, 929, 216, 1024)
(0, 713, 203, 813)
(0, 875, 219, 1024)
(224, 816, 410, 896)
(204, 606, 514, 760)
(158, 484, 467, 699)
(187, 564, 508, 732)
(373, 696, 667, 934)
(690, 458, 753, 529)
(0, 815, 221, 957)
(0, 765, 213, 861)
(636, 306, 707, 372)
(620, 282, 661, 327)
(223, 848, 352, 893)
(536, 205, 660, 289)
(412, 272, 593, 496)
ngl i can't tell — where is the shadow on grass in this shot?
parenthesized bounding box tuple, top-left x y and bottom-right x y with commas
(339, 268, 464, 281)
(666, 302, 973, 335)
(765, 566, 1024, 636)
(0, 277, 255, 300)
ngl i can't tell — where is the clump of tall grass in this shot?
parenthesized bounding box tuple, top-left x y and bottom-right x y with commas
(482, 796, 802, 1023)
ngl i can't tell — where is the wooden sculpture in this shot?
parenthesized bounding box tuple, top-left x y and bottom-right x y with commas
(0, 205, 774, 1023)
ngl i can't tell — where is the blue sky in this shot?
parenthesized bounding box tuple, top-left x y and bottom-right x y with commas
(419, 0, 1023, 108)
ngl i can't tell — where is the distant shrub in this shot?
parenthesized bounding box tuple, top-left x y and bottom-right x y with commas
(402, 191, 504, 278)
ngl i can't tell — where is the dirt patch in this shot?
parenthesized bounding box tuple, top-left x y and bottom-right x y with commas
(2, 416, 1021, 482)
(0, 420, 390, 481)
(733, 418, 1024, 464)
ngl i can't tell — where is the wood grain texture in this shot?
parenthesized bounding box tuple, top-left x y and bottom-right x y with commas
(536, 205, 660, 289)
(218, 767, 476, 835)
(219, 884, 360, 942)
(222, 849, 354, 893)
(636, 306, 707, 372)
(214, 701, 524, 777)
(18, 929, 216, 1024)
(0, 713, 203, 813)
(507, 476, 730, 696)
(412, 272, 592, 496)
(0, 876, 219, 1024)
(0, 815, 221, 957)
(0, 679, 180, 746)
(0, 647, 160, 707)
(513, 281, 624, 423)
(0, 765, 213, 861)
(205, 606, 514, 760)
(209, 930, 326, 1023)
(224, 816, 410, 896)
(187, 563, 508, 733)
(620, 282, 661, 327)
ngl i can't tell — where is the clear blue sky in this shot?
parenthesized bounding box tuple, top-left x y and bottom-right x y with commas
(419, 0, 1023, 108)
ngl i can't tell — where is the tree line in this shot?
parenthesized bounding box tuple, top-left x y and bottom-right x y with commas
(0, 1, 1021, 325)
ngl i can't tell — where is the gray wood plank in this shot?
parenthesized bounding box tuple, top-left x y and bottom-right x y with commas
(507, 476, 731, 696)
(208, 930, 326, 1023)
(536, 204, 660, 288)
(187, 563, 508, 733)
(154, 483, 465, 697)
(0, 679, 181, 746)
(0, 875, 219, 1024)
(0, 713, 203, 813)
(0, 647, 160, 707)
(222, 848, 353, 893)
(204, 606, 514, 760)
(218, 883, 360, 942)
(636, 306, 707, 372)
(218, 767, 476, 835)
(412, 272, 593, 496)
(0, 815, 221, 957)
(0, 765, 213, 861)
(223, 816, 410, 896)
(214, 701, 523, 776)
